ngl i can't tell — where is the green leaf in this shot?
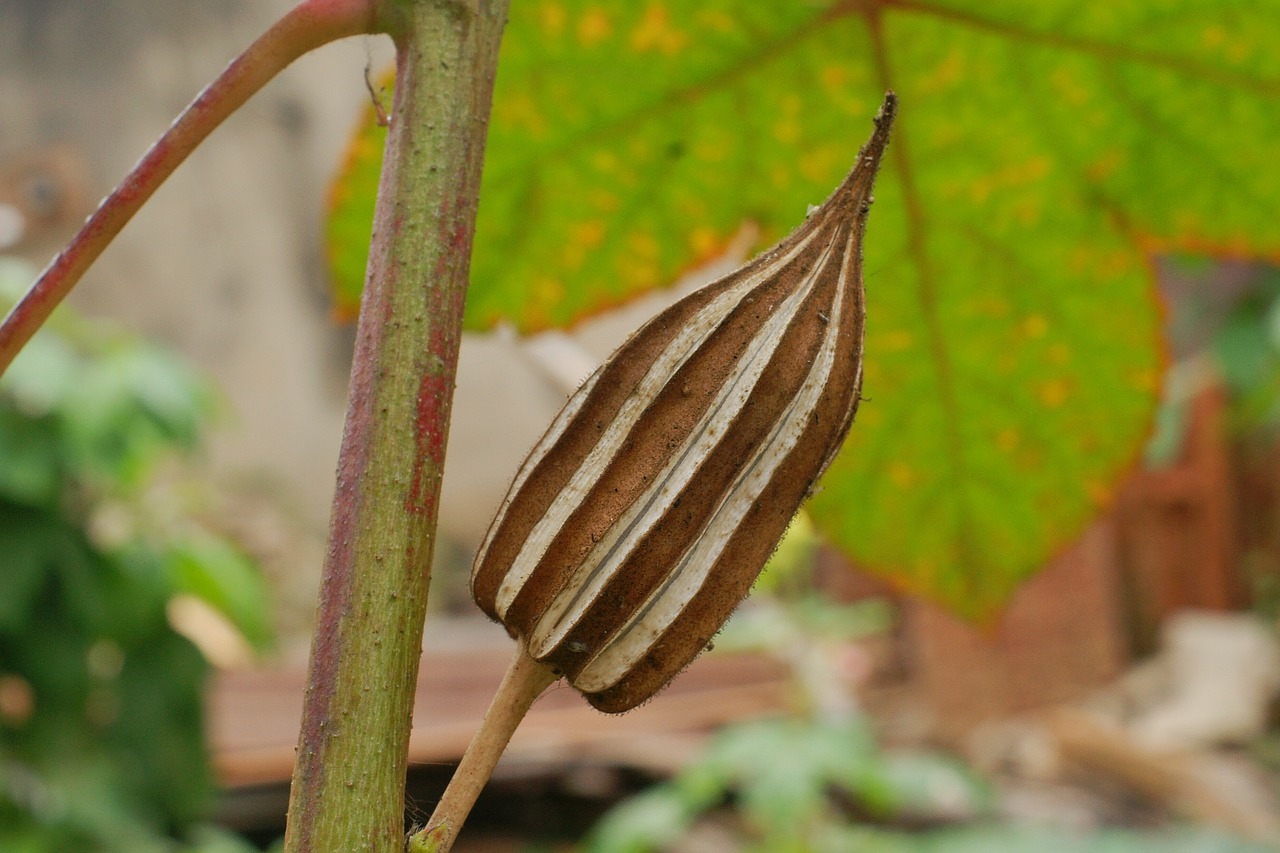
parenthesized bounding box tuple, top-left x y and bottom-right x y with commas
(183, 825, 265, 853)
(327, 2, 1280, 617)
(864, 751, 992, 821)
(754, 511, 820, 594)
(815, 825, 1275, 853)
(61, 344, 210, 485)
(168, 533, 275, 652)
(699, 718, 878, 834)
(0, 504, 71, 631)
(109, 630, 212, 830)
(0, 264, 236, 849)
(0, 408, 62, 507)
(583, 786, 694, 853)
(1, 332, 80, 418)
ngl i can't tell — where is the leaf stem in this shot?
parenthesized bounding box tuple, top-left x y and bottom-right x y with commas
(410, 647, 559, 853)
(0, 0, 379, 377)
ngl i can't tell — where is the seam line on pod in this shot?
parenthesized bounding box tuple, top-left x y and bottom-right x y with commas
(574, 221, 854, 692)
(529, 235, 840, 657)
(471, 369, 604, 585)
(493, 231, 820, 618)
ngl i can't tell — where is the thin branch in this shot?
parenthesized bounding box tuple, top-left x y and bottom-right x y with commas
(0, 0, 379, 377)
(410, 647, 559, 853)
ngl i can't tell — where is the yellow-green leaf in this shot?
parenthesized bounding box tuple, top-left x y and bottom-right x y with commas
(326, 1, 1280, 619)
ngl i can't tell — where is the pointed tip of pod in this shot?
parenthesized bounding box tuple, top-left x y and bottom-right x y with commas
(472, 100, 895, 713)
(870, 90, 897, 158)
(878, 90, 898, 125)
(825, 91, 896, 221)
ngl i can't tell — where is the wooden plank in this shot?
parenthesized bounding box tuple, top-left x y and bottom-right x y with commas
(208, 619, 792, 788)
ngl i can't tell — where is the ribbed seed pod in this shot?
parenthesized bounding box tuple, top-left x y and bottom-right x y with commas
(472, 94, 896, 713)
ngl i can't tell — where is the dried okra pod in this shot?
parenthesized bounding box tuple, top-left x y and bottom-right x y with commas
(473, 93, 896, 713)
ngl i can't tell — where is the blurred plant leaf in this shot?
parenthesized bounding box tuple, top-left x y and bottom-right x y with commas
(586, 715, 999, 852)
(1216, 292, 1276, 393)
(0, 506, 76, 632)
(328, 2, 1280, 618)
(869, 751, 992, 823)
(814, 825, 1276, 853)
(697, 717, 904, 831)
(0, 258, 268, 850)
(60, 344, 209, 487)
(1213, 270, 1280, 435)
(754, 511, 820, 594)
(584, 786, 695, 853)
(168, 533, 275, 651)
(0, 406, 62, 507)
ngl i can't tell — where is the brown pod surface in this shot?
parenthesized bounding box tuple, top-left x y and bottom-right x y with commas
(472, 94, 896, 712)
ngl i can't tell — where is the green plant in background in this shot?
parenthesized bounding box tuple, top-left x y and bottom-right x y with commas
(584, 717, 977, 853)
(1141, 259, 1280, 468)
(0, 259, 271, 853)
(1140, 260, 1280, 621)
(1207, 266, 1280, 437)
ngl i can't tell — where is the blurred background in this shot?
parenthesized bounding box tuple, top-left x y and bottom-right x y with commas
(1, 1, 1277, 851)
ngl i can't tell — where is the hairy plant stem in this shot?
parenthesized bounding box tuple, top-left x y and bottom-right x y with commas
(409, 647, 558, 853)
(283, 1, 510, 850)
(0, 0, 379, 378)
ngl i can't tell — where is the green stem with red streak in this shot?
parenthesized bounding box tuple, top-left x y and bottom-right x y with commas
(283, 1, 511, 850)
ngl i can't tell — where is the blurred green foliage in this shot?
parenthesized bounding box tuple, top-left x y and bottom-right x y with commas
(1145, 261, 1280, 466)
(0, 259, 269, 852)
(1209, 268, 1280, 437)
(583, 715, 992, 853)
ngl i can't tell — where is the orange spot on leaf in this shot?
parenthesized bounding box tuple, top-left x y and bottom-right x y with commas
(578, 8, 611, 46)
(1039, 379, 1070, 408)
(1022, 315, 1048, 339)
(889, 462, 916, 488)
(688, 226, 722, 259)
(540, 2, 566, 36)
(630, 4, 687, 54)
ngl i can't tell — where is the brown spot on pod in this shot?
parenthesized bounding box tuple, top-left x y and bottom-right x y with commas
(472, 94, 896, 713)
